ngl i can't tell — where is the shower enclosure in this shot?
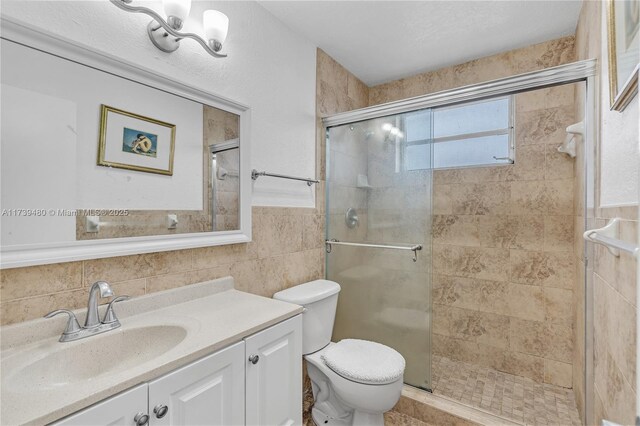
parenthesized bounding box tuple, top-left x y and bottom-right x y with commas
(324, 61, 597, 425)
(326, 114, 434, 389)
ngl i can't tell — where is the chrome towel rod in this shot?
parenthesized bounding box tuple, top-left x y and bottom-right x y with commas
(583, 218, 639, 258)
(325, 239, 423, 262)
(251, 169, 319, 186)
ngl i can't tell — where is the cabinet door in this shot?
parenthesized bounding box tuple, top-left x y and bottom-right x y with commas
(245, 315, 302, 426)
(51, 384, 148, 426)
(148, 341, 244, 426)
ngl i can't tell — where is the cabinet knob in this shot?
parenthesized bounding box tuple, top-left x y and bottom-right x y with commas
(134, 412, 149, 426)
(153, 404, 169, 419)
(248, 354, 260, 364)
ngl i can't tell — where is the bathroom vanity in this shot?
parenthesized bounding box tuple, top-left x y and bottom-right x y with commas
(0, 278, 303, 425)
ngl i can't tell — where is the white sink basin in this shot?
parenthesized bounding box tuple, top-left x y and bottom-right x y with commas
(4, 325, 187, 393)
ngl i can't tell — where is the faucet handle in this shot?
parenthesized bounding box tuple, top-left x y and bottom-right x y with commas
(103, 295, 130, 324)
(45, 309, 82, 335)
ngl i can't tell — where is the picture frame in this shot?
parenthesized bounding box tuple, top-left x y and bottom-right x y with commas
(607, 0, 639, 111)
(98, 105, 176, 175)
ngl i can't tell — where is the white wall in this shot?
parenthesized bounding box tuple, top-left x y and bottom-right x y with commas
(0, 0, 317, 208)
(2, 40, 204, 212)
(599, 8, 639, 207)
(1, 85, 77, 245)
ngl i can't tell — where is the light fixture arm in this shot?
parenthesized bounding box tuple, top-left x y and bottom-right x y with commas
(109, 0, 227, 58)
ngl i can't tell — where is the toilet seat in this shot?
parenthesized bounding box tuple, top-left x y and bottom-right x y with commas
(321, 339, 405, 385)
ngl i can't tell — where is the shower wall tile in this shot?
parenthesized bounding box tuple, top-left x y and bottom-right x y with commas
(433, 275, 547, 322)
(515, 105, 575, 146)
(477, 215, 544, 250)
(425, 82, 577, 388)
(544, 359, 573, 388)
(432, 244, 510, 282)
(369, 37, 575, 106)
(435, 305, 510, 349)
(500, 351, 545, 382)
(545, 144, 575, 181)
(450, 183, 511, 216)
(509, 180, 574, 216)
(432, 185, 453, 215)
(543, 287, 573, 326)
(432, 215, 480, 247)
(543, 215, 574, 252)
(509, 250, 575, 288)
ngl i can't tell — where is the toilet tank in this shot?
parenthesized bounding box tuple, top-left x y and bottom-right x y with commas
(273, 280, 341, 355)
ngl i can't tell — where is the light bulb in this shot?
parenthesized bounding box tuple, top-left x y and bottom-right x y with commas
(382, 123, 393, 132)
(203, 10, 229, 52)
(163, 0, 191, 25)
(390, 127, 400, 136)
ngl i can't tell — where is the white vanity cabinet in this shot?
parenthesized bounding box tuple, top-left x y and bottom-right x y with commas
(148, 342, 245, 426)
(245, 316, 302, 426)
(50, 315, 301, 426)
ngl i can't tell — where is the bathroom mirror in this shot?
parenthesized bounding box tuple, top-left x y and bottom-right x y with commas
(0, 19, 251, 268)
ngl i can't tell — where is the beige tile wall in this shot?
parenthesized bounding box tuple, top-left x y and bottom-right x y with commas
(592, 211, 637, 426)
(369, 37, 576, 106)
(367, 37, 578, 387)
(574, 1, 638, 424)
(430, 86, 577, 387)
(0, 206, 325, 325)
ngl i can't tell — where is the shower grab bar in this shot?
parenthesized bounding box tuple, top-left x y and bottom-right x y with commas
(251, 169, 319, 186)
(583, 218, 639, 258)
(325, 239, 423, 262)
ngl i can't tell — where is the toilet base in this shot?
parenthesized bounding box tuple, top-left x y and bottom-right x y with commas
(311, 406, 351, 426)
(311, 405, 384, 426)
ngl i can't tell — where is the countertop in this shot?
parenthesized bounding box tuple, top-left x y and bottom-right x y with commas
(0, 277, 303, 425)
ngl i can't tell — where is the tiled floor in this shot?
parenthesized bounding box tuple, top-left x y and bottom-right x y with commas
(384, 411, 434, 426)
(431, 355, 582, 425)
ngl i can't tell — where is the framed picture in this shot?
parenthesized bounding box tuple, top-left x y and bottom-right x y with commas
(98, 105, 176, 175)
(607, 0, 639, 111)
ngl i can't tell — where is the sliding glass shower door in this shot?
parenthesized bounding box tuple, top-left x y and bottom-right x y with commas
(325, 113, 433, 390)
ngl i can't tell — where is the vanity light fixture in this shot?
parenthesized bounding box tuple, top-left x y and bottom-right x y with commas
(109, 0, 229, 58)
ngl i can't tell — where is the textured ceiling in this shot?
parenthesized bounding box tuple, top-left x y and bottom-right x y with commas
(259, 1, 583, 86)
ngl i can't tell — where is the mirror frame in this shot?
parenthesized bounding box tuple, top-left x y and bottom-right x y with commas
(0, 17, 252, 269)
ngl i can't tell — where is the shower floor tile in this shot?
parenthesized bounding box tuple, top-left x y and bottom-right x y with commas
(431, 355, 582, 425)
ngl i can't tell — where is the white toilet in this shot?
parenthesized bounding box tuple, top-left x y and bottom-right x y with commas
(274, 279, 405, 426)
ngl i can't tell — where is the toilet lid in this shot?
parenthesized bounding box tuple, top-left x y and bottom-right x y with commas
(321, 339, 405, 385)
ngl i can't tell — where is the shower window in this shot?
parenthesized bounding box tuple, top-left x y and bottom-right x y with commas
(403, 96, 514, 170)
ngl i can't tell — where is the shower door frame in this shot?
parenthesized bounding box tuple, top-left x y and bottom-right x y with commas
(322, 59, 598, 426)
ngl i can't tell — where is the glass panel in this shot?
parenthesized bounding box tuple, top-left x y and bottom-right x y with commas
(405, 143, 430, 171)
(433, 97, 509, 138)
(405, 110, 431, 142)
(326, 114, 432, 390)
(433, 134, 510, 168)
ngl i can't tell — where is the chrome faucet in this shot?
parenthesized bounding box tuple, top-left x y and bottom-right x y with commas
(85, 281, 114, 328)
(45, 281, 129, 342)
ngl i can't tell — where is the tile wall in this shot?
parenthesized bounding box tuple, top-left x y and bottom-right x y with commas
(574, 2, 638, 424)
(430, 86, 577, 387)
(367, 37, 578, 387)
